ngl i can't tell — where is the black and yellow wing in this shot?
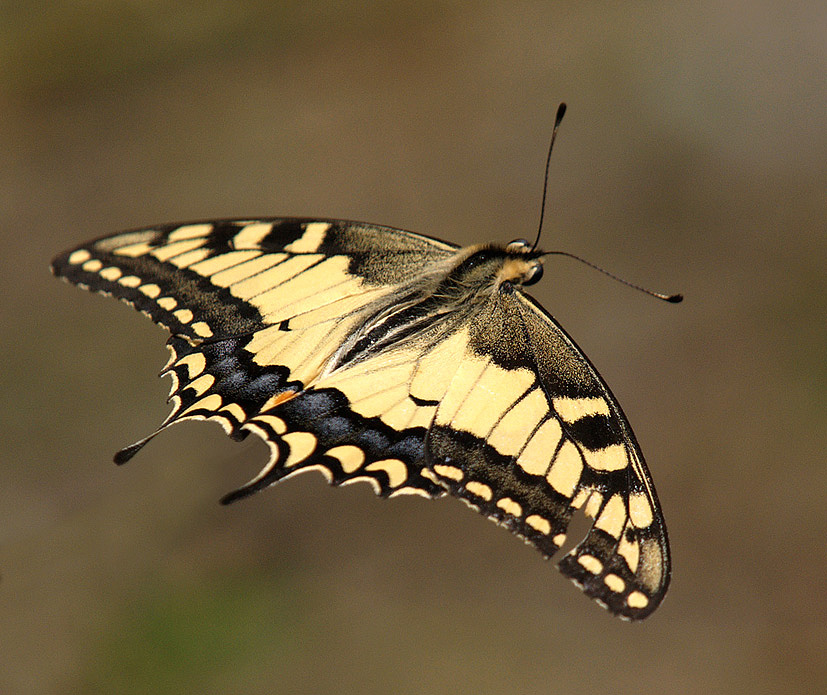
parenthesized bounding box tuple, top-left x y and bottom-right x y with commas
(52, 218, 670, 619)
(52, 219, 459, 499)
(423, 287, 669, 618)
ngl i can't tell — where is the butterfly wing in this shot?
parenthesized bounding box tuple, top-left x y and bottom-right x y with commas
(52, 218, 459, 499)
(424, 285, 670, 619)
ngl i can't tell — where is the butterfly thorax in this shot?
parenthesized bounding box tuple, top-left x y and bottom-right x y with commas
(324, 243, 542, 375)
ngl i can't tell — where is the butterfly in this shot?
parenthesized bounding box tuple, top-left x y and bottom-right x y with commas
(52, 216, 672, 619)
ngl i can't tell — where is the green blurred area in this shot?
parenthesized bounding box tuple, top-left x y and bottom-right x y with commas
(73, 571, 306, 695)
(1, 2, 824, 694)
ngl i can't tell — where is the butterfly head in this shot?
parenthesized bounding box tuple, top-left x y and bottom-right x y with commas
(442, 241, 544, 295)
(501, 238, 544, 286)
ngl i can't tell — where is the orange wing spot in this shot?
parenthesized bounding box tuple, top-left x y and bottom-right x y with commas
(261, 389, 301, 411)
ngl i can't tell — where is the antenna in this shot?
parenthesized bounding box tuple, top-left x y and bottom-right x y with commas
(532, 102, 567, 250)
(531, 103, 682, 304)
(544, 250, 683, 303)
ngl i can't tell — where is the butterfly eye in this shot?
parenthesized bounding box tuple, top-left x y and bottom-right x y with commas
(523, 261, 544, 285)
(506, 239, 532, 253)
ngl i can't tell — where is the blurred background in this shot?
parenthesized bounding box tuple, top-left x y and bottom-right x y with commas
(1, 2, 824, 693)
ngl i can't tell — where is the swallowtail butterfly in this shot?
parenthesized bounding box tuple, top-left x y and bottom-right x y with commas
(52, 214, 673, 619)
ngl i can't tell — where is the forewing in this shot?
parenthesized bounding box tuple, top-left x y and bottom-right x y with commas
(425, 287, 670, 619)
(51, 218, 458, 499)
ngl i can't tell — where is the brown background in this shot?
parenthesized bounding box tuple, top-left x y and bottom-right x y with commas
(1, 3, 824, 693)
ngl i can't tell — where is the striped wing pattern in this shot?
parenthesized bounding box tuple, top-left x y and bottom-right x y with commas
(52, 217, 670, 619)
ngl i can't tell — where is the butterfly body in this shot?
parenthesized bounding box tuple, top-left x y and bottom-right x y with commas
(53, 217, 670, 619)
